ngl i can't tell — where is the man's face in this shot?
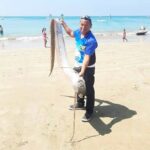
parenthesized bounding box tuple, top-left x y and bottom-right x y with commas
(80, 19, 91, 36)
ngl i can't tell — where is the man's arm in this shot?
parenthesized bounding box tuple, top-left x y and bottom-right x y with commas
(79, 54, 90, 77)
(61, 20, 74, 38)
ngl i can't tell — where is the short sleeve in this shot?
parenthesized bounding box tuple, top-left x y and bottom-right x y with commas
(85, 39, 98, 55)
(73, 29, 80, 39)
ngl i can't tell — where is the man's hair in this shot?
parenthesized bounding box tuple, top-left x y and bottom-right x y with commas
(80, 15, 92, 27)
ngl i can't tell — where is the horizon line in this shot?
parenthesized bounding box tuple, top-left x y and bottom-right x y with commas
(1, 15, 150, 17)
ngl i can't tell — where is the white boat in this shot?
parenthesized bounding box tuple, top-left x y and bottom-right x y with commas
(136, 26, 148, 35)
(136, 30, 148, 35)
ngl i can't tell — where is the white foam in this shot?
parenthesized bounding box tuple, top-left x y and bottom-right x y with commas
(0, 35, 42, 41)
(16, 36, 42, 41)
(97, 19, 107, 22)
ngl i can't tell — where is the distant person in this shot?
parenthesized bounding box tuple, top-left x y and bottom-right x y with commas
(140, 26, 146, 30)
(122, 28, 128, 42)
(42, 28, 48, 47)
(0, 25, 3, 36)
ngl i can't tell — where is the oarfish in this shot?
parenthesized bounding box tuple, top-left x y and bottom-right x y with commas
(49, 19, 86, 97)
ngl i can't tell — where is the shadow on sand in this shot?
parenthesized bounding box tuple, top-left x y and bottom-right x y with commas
(90, 99, 137, 135)
(61, 95, 137, 142)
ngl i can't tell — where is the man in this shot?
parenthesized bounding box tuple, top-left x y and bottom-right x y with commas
(61, 16, 98, 122)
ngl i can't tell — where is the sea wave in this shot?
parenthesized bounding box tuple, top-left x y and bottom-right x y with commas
(96, 19, 107, 22)
(0, 36, 43, 41)
(0, 31, 149, 42)
(93, 31, 150, 36)
(16, 36, 42, 41)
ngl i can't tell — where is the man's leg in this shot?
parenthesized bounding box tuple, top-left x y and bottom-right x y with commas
(82, 68, 95, 121)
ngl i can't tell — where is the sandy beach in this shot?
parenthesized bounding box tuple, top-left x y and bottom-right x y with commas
(0, 36, 150, 150)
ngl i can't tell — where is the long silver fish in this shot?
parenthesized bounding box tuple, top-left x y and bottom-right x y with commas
(50, 19, 86, 96)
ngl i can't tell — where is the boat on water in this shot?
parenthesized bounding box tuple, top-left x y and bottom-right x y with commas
(136, 26, 148, 35)
(136, 30, 148, 35)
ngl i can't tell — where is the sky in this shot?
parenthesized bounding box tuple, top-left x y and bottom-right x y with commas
(0, 0, 150, 16)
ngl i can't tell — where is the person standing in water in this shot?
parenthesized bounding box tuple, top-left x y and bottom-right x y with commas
(122, 28, 128, 42)
(42, 28, 48, 47)
(0, 25, 4, 36)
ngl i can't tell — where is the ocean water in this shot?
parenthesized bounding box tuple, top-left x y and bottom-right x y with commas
(0, 16, 150, 41)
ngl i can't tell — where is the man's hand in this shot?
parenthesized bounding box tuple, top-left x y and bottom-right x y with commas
(59, 19, 65, 25)
(59, 20, 74, 37)
(79, 71, 84, 77)
(79, 54, 90, 77)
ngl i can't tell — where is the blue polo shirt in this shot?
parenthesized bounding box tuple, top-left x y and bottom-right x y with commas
(73, 29, 98, 67)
